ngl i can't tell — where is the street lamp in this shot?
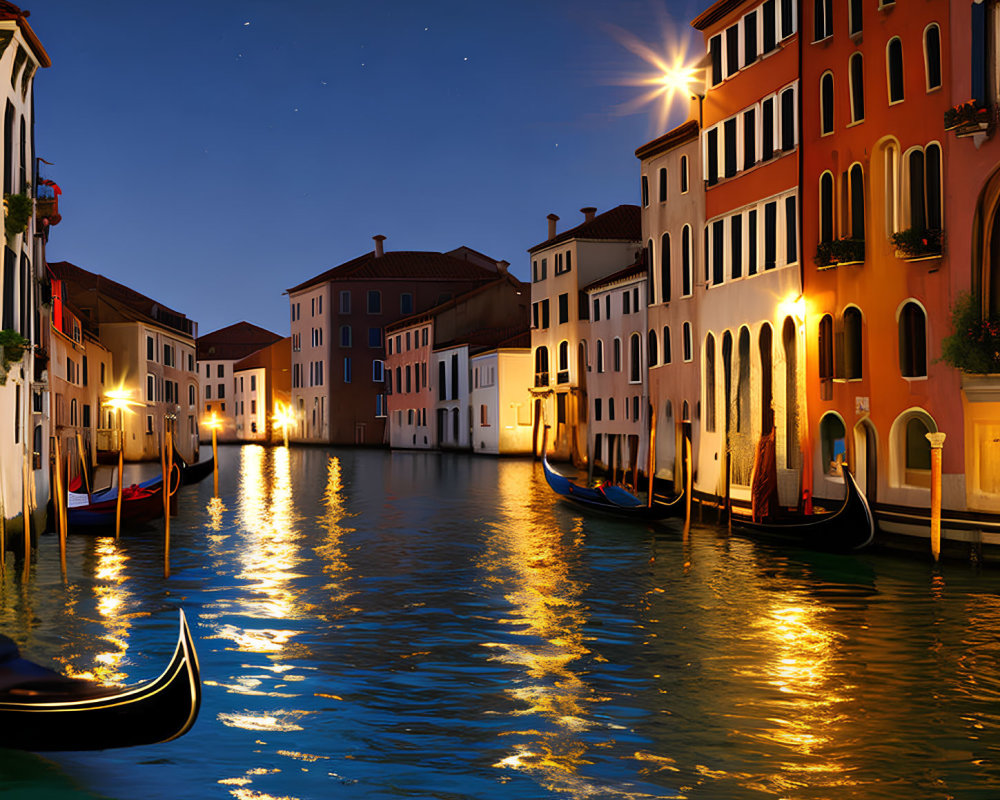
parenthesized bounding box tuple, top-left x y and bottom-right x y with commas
(203, 411, 223, 497)
(272, 401, 295, 448)
(102, 386, 141, 539)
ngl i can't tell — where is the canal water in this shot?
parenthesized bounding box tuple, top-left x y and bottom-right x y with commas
(0, 445, 998, 799)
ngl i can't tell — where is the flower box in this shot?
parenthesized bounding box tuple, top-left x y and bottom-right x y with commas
(945, 100, 991, 131)
(813, 237, 866, 268)
(890, 227, 943, 259)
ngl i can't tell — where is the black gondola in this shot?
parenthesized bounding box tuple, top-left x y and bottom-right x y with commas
(542, 453, 684, 521)
(172, 448, 215, 486)
(0, 609, 201, 751)
(730, 463, 876, 552)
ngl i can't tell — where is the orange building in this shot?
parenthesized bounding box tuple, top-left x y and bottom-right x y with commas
(800, 0, 958, 547)
(692, 0, 805, 510)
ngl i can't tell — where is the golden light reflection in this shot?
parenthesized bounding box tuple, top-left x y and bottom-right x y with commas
(272, 401, 296, 447)
(207, 495, 227, 531)
(315, 456, 357, 612)
(217, 710, 311, 732)
(479, 461, 601, 795)
(606, 18, 703, 133)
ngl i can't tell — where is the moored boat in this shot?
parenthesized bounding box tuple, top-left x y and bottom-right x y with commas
(66, 473, 168, 532)
(0, 609, 201, 751)
(729, 463, 876, 552)
(542, 454, 684, 521)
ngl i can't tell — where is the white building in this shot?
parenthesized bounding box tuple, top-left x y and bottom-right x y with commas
(469, 342, 533, 455)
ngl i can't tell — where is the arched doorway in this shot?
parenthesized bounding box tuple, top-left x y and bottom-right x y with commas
(853, 418, 878, 503)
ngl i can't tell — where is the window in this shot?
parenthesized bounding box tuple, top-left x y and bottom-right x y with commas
(648, 329, 658, 367)
(814, 0, 832, 41)
(629, 333, 641, 383)
(849, 164, 865, 241)
(924, 24, 941, 91)
(731, 214, 743, 280)
(762, 97, 774, 161)
(764, 201, 778, 270)
(594, 398, 602, 421)
(850, 53, 865, 123)
(663, 326, 672, 364)
(744, 10, 758, 65)
(710, 34, 723, 86)
(705, 333, 716, 431)
(762, 0, 776, 53)
(780, 0, 794, 39)
(725, 24, 739, 78)
(820, 172, 834, 244)
(907, 143, 942, 233)
(189, 385, 195, 405)
(683, 322, 693, 362)
(820, 413, 847, 475)
(682, 225, 692, 296)
(534, 347, 549, 387)
(400, 293, 413, 314)
(369, 327, 382, 347)
(609, 397, 616, 421)
(780, 86, 796, 151)
(596, 339, 605, 373)
(642, 174, 649, 206)
(540, 299, 550, 329)
(147, 374, 155, 401)
(367, 290, 381, 314)
(217, 383, 225, 399)
(659, 167, 667, 202)
(340, 291, 351, 313)
(887, 37, 904, 104)
(706, 127, 719, 185)
(146, 336, 154, 361)
(251, 374, 257, 391)
(743, 108, 756, 170)
(820, 72, 834, 135)
(711, 219, 725, 285)
(623, 291, 631, 315)
(899, 301, 927, 378)
(340, 325, 352, 347)
(905, 415, 932, 484)
(748, 209, 758, 275)
(613, 338, 622, 372)
(785, 195, 798, 264)
(593, 298, 600, 322)
(818, 314, 834, 399)
(647, 240, 656, 305)
(680, 155, 689, 193)
(660, 233, 671, 303)
(724, 118, 738, 178)
(844, 306, 863, 379)
(849, 0, 862, 36)
(558, 293, 569, 325)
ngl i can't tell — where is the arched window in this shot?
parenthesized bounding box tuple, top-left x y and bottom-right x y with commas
(819, 412, 847, 475)
(820, 72, 834, 135)
(680, 155, 689, 193)
(818, 314, 834, 399)
(887, 37, 904, 103)
(647, 239, 656, 304)
(844, 306, 863, 380)
(905, 415, 932, 486)
(558, 339, 569, 371)
(682, 225, 693, 296)
(883, 140, 900, 235)
(899, 301, 927, 378)
(661, 232, 671, 303)
(814, 0, 832, 40)
(907, 145, 942, 233)
(613, 338, 622, 372)
(663, 326, 672, 364)
(850, 163, 865, 241)
(648, 329, 658, 367)
(736, 328, 751, 433)
(629, 333, 642, 383)
(683, 322, 693, 362)
(658, 167, 667, 202)
(924, 24, 941, 91)
(534, 346, 549, 387)
(819, 171, 834, 243)
(850, 52, 865, 123)
(705, 333, 716, 432)
(596, 339, 604, 373)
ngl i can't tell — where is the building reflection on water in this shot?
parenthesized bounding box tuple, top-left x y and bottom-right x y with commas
(314, 456, 357, 612)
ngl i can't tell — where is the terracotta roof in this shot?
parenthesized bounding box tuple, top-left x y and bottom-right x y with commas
(197, 321, 284, 361)
(528, 205, 641, 253)
(48, 260, 195, 336)
(635, 120, 700, 160)
(692, 0, 755, 30)
(582, 257, 647, 293)
(0, 3, 50, 67)
(385, 272, 527, 333)
(287, 249, 500, 294)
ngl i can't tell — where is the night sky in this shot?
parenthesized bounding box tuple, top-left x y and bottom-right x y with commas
(30, 1, 700, 337)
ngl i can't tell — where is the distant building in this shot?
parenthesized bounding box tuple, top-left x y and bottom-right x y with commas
(232, 337, 292, 443)
(48, 261, 201, 464)
(469, 333, 533, 456)
(196, 322, 284, 442)
(287, 235, 506, 446)
(528, 205, 642, 463)
(385, 271, 529, 451)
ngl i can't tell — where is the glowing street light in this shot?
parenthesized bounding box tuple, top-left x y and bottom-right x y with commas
(272, 401, 295, 448)
(101, 386, 141, 540)
(203, 411, 223, 497)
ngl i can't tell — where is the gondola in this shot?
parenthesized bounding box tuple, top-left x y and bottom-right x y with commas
(729, 463, 876, 552)
(0, 609, 201, 751)
(542, 454, 684, 521)
(171, 447, 214, 486)
(66, 472, 171, 532)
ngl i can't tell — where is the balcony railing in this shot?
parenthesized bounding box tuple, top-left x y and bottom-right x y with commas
(945, 101, 992, 138)
(556, 370, 570, 384)
(890, 227, 943, 260)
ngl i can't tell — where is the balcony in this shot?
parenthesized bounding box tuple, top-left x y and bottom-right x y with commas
(891, 227, 943, 262)
(945, 101, 992, 139)
(534, 371, 549, 388)
(96, 428, 123, 452)
(814, 237, 865, 268)
(556, 370, 570, 384)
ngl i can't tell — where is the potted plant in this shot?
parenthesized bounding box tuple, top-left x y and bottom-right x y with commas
(0, 329, 29, 385)
(3, 191, 32, 240)
(944, 100, 991, 132)
(814, 237, 866, 267)
(890, 227, 943, 259)
(941, 293, 1000, 374)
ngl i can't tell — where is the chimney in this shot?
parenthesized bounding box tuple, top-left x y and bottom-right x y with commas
(497, 260, 509, 275)
(373, 234, 386, 257)
(581, 206, 597, 223)
(547, 213, 559, 240)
